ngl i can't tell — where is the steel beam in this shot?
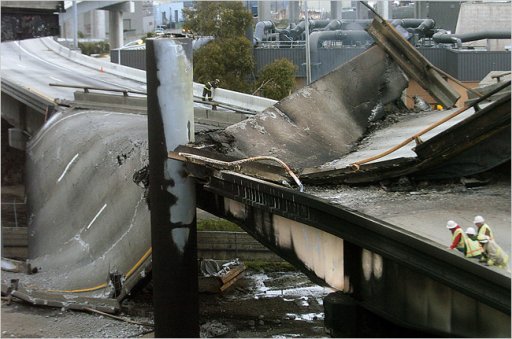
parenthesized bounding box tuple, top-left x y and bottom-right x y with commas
(190, 170, 510, 314)
(366, 17, 460, 108)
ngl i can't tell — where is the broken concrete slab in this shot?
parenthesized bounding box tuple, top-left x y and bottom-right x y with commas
(25, 110, 151, 296)
(301, 88, 510, 184)
(209, 45, 408, 169)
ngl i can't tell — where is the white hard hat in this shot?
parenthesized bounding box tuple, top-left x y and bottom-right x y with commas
(466, 227, 476, 236)
(446, 220, 457, 229)
(473, 215, 485, 224)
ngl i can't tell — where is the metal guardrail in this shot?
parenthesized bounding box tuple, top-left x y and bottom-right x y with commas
(49, 83, 146, 96)
(49, 82, 260, 115)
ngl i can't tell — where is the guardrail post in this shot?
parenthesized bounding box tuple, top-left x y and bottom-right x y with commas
(146, 37, 198, 337)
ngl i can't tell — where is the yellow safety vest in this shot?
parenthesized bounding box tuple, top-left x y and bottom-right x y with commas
(464, 237, 484, 258)
(477, 224, 494, 241)
(452, 228, 465, 250)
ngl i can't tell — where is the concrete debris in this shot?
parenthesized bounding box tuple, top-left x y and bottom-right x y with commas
(207, 46, 408, 168)
(1, 258, 18, 272)
(413, 95, 431, 112)
(199, 259, 247, 293)
(200, 320, 231, 338)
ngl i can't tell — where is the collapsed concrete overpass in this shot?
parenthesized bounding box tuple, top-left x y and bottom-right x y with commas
(1, 29, 510, 337)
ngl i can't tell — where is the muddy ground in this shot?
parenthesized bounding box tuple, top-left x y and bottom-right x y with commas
(1, 270, 331, 338)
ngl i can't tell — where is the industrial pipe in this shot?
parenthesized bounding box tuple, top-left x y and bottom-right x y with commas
(146, 38, 198, 337)
(433, 29, 512, 48)
(309, 30, 373, 81)
(309, 30, 372, 49)
(391, 18, 434, 29)
(391, 19, 436, 39)
(320, 19, 343, 31)
(288, 19, 330, 39)
(254, 20, 274, 45)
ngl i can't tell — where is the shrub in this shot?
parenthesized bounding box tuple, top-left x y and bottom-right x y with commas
(78, 41, 110, 56)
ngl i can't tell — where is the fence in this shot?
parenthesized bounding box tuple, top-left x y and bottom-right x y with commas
(113, 44, 510, 83)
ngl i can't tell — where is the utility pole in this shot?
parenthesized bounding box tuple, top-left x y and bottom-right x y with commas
(72, 0, 78, 49)
(304, 0, 312, 85)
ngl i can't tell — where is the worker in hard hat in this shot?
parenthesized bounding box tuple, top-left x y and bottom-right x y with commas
(464, 227, 484, 260)
(446, 220, 465, 254)
(202, 79, 220, 102)
(473, 215, 494, 241)
(478, 236, 509, 268)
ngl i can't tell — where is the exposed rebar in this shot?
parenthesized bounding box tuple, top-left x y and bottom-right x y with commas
(177, 152, 304, 192)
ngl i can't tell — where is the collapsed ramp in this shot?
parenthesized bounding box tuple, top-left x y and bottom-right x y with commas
(14, 110, 151, 308)
(301, 81, 511, 184)
(209, 45, 408, 169)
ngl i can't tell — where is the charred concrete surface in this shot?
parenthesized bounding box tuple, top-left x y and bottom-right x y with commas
(2, 18, 510, 337)
(207, 45, 408, 168)
(146, 37, 198, 337)
(301, 85, 511, 184)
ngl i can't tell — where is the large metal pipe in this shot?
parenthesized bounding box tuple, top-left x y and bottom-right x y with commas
(146, 37, 198, 337)
(254, 20, 274, 45)
(289, 19, 331, 38)
(309, 30, 372, 49)
(433, 30, 512, 48)
(108, 9, 124, 49)
(309, 30, 372, 81)
(320, 19, 343, 31)
(391, 18, 435, 30)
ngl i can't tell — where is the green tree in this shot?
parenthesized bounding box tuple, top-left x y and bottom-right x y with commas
(256, 58, 297, 100)
(183, 2, 253, 38)
(193, 36, 254, 93)
(183, 1, 254, 92)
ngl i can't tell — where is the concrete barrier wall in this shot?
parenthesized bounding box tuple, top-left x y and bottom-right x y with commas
(42, 37, 147, 82)
(1, 226, 281, 262)
(42, 37, 276, 113)
(198, 231, 282, 261)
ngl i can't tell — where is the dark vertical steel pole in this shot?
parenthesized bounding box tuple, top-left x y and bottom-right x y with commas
(146, 38, 198, 338)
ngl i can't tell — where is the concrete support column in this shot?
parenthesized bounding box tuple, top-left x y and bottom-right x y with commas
(330, 1, 342, 19)
(288, 1, 300, 23)
(258, 1, 272, 21)
(92, 10, 106, 40)
(146, 38, 198, 338)
(109, 9, 123, 49)
(324, 292, 359, 337)
(383, 1, 390, 20)
(355, 1, 370, 19)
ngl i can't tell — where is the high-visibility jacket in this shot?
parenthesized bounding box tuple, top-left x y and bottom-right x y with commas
(477, 223, 494, 241)
(464, 237, 484, 258)
(483, 240, 509, 268)
(450, 227, 465, 251)
(204, 81, 218, 92)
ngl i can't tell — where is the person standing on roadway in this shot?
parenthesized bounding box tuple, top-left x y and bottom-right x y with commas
(202, 79, 220, 102)
(446, 220, 465, 254)
(478, 236, 509, 268)
(473, 215, 494, 241)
